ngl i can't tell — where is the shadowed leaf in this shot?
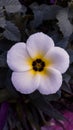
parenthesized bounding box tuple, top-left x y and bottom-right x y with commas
(31, 96, 65, 121)
(3, 21, 21, 41)
(56, 8, 73, 37)
(0, 7, 6, 28)
(0, 52, 7, 67)
(0, 0, 21, 13)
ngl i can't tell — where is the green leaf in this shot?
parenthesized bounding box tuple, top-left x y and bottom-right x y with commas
(3, 21, 21, 41)
(0, 0, 21, 13)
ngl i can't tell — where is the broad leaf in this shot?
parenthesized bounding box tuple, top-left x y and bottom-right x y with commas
(63, 74, 71, 83)
(56, 8, 73, 37)
(56, 37, 69, 49)
(0, 0, 21, 13)
(3, 21, 21, 41)
(30, 3, 61, 28)
(0, 7, 6, 28)
(40, 4, 61, 20)
(67, 49, 73, 64)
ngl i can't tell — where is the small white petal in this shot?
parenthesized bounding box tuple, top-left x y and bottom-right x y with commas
(7, 43, 32, 72)
(38, 68, 62, 95)
(44, 47, 69, 73)
(11, 70, 40, 94)
(26, 32, 54, 58)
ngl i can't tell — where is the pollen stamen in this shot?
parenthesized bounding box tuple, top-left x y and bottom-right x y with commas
(32, 59, 45, 71)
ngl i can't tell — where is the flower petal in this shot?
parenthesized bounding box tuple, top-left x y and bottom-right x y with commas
(44, 47, 69, 73)
(38, 68, 62, 95)
(26, 32, 54, 58)
(11, 70, 40, 94)
(7, 43, 32, 72)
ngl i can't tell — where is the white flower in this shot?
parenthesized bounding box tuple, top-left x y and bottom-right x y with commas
(7, 32, 69, 95)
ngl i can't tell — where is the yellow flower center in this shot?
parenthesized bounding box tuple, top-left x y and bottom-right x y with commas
(32, 59, 45, 71)
(26, 53, 52, 75)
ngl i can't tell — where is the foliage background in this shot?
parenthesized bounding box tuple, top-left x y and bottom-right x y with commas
(0, 0, 73, 130)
